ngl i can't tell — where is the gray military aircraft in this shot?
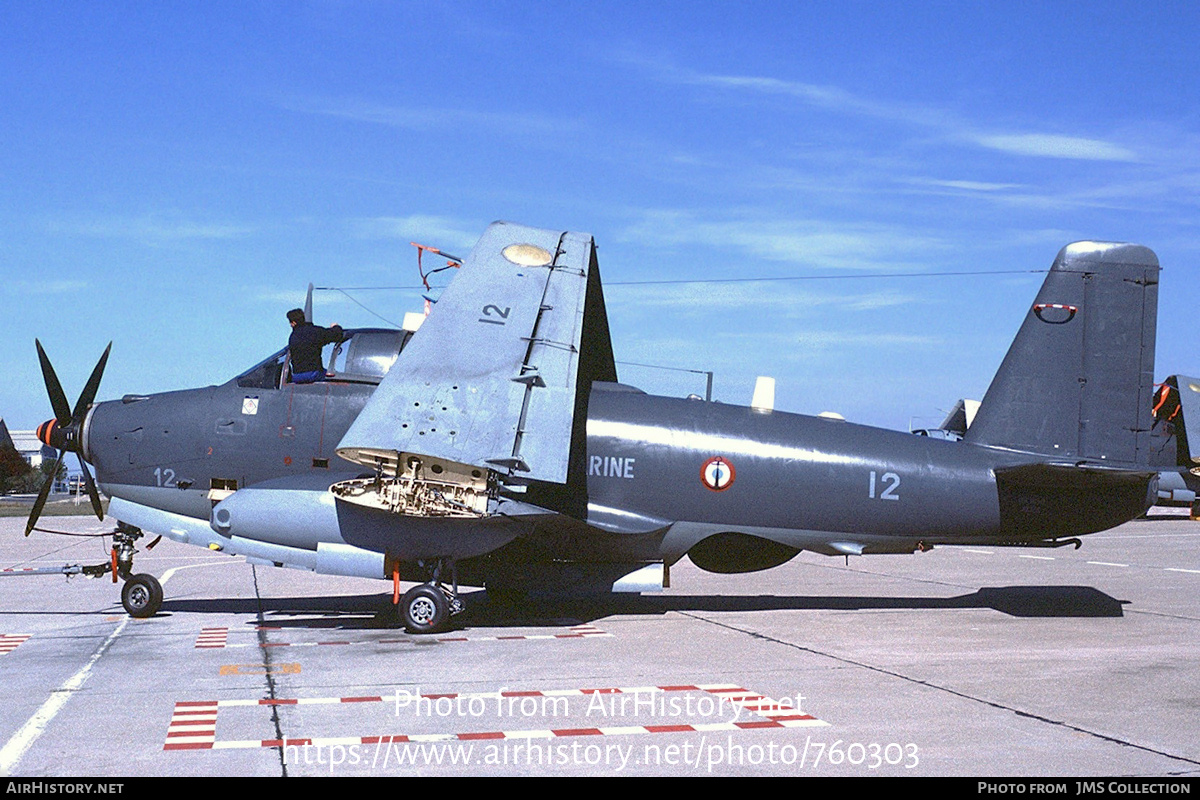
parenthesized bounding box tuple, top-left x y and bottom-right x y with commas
(26, 223, 1162, 633)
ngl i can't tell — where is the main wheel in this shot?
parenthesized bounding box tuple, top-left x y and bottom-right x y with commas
(122, 573, 163, 618)
(401, 584, 449, 634)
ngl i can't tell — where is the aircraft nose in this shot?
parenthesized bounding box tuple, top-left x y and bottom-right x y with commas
(36, 418, 66, 450)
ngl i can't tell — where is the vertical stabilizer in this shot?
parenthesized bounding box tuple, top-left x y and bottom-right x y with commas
(1154, 375, 1200, 468)
(963, 242, 1159, 465)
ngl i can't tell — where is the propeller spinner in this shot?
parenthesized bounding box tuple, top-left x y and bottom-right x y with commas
(26, 340, 112, 536)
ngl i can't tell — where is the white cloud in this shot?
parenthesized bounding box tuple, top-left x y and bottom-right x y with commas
(971, 133, 1138, 162)
(355, 215, 482, 252)
(907, 178, 1024, 192)
(784, 330, 939, 349)
(280, 96, 578, 140)
(618, 210, 947, 270)
(607, 280, 916, 318)
(52, 213, 254, 243)
(653, 63, 1139, 164)
(688, 73, 886, 117)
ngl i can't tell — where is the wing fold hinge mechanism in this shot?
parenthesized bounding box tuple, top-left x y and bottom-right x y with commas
(512, 371, 545, 387)
(486, 456, 530, 473)
(330, 452, 494, 518)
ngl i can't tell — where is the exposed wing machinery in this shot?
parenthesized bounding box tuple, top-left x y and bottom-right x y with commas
(334, 222, 613, 522)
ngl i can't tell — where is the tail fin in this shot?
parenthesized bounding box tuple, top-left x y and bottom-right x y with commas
(1154, 375, 1200, 469)
(963, 242, 1159, 465)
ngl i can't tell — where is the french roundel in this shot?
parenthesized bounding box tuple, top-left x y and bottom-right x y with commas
(701, 457, 735, 492)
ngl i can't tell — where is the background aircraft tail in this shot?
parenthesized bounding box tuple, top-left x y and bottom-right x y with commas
(1151, 375, 1200, 468)
(963, 242, 1159, 466)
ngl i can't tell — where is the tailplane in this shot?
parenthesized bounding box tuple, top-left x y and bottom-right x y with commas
(963, 242, 1159, 466)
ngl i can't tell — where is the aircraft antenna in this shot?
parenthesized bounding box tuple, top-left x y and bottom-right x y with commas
(616, 360, 714, 401)
(411, 242, 462, 290)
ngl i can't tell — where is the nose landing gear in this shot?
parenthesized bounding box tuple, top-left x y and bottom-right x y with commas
(121, 573, 163, 618)
(4, 522, 164, 618)
(113, 523, 163, 618)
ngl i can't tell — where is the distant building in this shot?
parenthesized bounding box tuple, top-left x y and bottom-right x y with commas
(6, 426, 55, 468)
(1, 419, 62, 490)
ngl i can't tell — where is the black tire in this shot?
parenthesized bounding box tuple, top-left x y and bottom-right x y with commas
(122, 573, 163, 618)
(401, 584, 449, 634)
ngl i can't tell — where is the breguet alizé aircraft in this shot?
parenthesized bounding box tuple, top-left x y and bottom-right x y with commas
(26, 222, 1162, 633)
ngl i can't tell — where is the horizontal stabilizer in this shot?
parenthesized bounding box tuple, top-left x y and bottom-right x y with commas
(994, 462, 1157, 540)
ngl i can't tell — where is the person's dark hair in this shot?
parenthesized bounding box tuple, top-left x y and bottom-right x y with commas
(286, 308, 306, 325)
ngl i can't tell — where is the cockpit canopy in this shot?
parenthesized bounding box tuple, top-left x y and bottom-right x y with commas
(235, 328, 412, 389)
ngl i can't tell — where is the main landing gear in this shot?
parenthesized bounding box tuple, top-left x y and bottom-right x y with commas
(396, 560, 464, 634)
(113, 523, 163, 618)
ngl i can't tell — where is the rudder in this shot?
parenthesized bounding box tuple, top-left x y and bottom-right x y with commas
(963, 242, 1159, 466)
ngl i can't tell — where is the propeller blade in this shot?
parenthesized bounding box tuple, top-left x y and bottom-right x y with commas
(35, 340, 72, 426)
(25, 451, 65, 537)
(72, 343, 112, 421)
(305, 283, 314, 322)
(77, 455, 105, 521)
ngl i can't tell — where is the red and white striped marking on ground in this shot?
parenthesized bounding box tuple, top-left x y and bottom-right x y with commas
(164, 702, 219, 750)
(214, 623, 611, 650)
(0, 634, 31, 655)
(194, 628, 229, 649)
(162, 683, 826, 751)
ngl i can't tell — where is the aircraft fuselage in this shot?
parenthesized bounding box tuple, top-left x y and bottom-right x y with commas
(86, 379, 374, 520)
(83, 375, 1156, 579)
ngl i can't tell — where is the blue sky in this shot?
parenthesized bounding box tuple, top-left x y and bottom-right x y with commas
(3, 1, 1198, 432)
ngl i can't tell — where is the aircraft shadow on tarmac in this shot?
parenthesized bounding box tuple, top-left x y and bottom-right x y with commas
(153, 584, 1126, 630)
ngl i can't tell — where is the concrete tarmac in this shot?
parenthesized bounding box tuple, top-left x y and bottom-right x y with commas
(1, 510, 1197, 777)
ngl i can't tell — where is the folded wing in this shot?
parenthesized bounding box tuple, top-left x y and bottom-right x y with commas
(336, 221, 615, 486)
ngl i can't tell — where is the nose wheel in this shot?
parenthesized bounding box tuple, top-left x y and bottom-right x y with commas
(113, 523, 164, 618)
(121, 573, 163, 618)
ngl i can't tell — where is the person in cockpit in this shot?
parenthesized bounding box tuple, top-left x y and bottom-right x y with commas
(286, 308, 344, 383)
